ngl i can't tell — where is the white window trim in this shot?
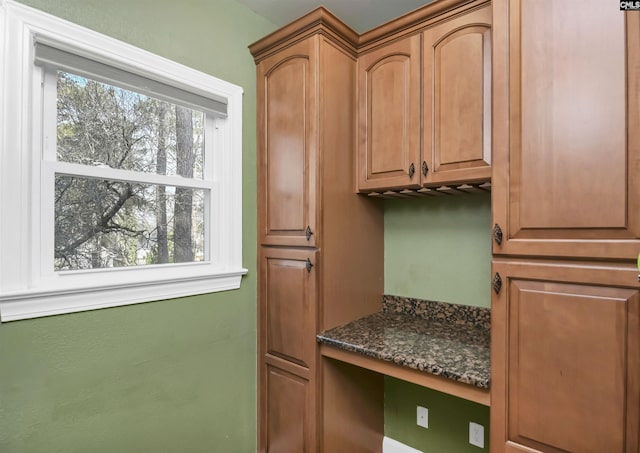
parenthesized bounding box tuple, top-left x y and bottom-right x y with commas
(0, 0, 247, 321)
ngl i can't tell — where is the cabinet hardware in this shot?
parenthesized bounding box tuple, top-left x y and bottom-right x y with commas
(422, 161, 428, 176)
(305, 258, 313, 273)
(492, 273, 502, 295)
(493, 224, 503, 245)
(408, 163, 415, 178)
(305, 226, 313, 241)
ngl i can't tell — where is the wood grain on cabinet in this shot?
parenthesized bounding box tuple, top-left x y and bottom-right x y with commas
(491, 259, 640, 453)
(252, 15, 384, 452)
(357, 34, 421, 191)
(422, 4, 491, 185)
(266, 365, 313, 453)
(261, 247, 317, 368)
(357, 2, 492, 192)
(259, 247, 317, 453)
(319, 39, 385, 331)
(321, 345, 490, 406)
(492, 0, 640, 260)
(322, 358, 384, 453)
(257, 38, 318, 248)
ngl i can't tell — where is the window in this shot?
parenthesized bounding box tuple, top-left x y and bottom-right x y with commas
(0, 1, 246, 321)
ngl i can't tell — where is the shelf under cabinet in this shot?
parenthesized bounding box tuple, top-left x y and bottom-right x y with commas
(317, 309, 491, 406)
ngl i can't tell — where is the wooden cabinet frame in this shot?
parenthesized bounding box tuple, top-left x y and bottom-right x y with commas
(491, 0, 640, 261)
(356, 1, 492, 192)
(491, 259, 640, 453)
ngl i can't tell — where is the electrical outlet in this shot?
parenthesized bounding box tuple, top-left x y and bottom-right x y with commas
(416, 406, 428, 429)
(469, 422, 484, 448)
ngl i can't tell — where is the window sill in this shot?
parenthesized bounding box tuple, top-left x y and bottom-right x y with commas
(0, 268, 248, 321)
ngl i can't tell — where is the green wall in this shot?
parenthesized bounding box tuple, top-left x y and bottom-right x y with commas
(385, 377, 490, 452)
(385, 194, 492, 308)
(384, 194, 492, 452)
(0, 1, 275, 452)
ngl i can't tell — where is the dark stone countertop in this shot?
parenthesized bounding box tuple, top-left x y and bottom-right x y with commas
(317, 309, 491, 389)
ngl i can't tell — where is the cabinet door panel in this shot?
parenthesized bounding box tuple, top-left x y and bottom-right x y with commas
(265, 365, 311, 453)
(260, 247, 317, 368)
(491, 260, 640, 453)
(423, 5, 491, 185)
(357, 34, 421, 191)
(257, 38, 317, 247)
(492, 0, 640, 260)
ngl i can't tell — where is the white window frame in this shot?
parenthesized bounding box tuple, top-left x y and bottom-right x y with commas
(0, 0, 247, 321)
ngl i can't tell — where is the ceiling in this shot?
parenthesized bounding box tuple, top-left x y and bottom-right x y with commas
(235, 0, 436, 34)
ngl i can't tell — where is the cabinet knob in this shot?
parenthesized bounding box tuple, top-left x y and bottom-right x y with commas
(492, 272, 502, 295)
(305, 258, 313, 273)
(493, 224, 503, 245)
(408, 163, 415, 178)
(422, 161, 428, 176)
(305, 225, 313, 241)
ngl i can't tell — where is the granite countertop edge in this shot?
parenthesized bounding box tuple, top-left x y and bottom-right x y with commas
(317, 303, 491, 390)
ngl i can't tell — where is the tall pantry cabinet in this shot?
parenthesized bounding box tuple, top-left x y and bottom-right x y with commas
(250, 10, 384, 453)
(491, 1, 640, 452)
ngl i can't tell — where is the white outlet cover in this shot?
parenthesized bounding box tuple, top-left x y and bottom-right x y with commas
(469, 421, 484, 448)
(416, 406, 428, 429)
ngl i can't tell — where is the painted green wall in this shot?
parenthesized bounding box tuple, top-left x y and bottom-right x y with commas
(384, 194, 492, 452)
(385, 194, 492, 308)
(385, 377, 490, 452)
(0, 1, 275, 452)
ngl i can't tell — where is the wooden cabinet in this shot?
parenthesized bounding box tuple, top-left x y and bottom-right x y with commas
(257, 38, 318, 248)
(251, 10, 384, 453)
(422, 5, 491, 186)
(265, 365, 313, 453)
(357, 2, 491, 192)
(260, 246, 317, 452)
(492, 0, 640, 261)
(357, 34, 421, 191)
(491, 2, 640, 452)
(261, 248, 317, 368)
(491, 260, 640, 453)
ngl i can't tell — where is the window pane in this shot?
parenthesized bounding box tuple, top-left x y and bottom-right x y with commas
(54, 175, 205, 271)
(56, 71, 205, 179)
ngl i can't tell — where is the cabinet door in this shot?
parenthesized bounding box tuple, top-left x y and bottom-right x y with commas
(257, 37, 318, 247)
(492, 0, 640, 260)
(357, 34, 421, 191)
(260, 247, 317, 369)
(422, 4, 491, 185)
(491, 259, 640, 453)
(264, 365, 312, 453)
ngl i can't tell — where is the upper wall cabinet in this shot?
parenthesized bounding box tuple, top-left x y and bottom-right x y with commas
(357, 34, 421, 191)
(492, 0, 640, 261)
(257, 39, 318, 247)
(357, 3, 492, 192)
(422, 5, 491, 186)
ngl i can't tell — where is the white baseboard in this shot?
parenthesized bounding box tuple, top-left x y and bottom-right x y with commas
(383, 436, 424, 453)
